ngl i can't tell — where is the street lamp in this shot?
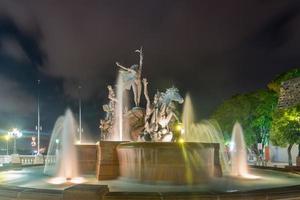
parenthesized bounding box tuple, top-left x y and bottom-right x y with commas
(8, 128, 22, 155)
(36, 79, 42, 155)
(78, 85, 83, 143)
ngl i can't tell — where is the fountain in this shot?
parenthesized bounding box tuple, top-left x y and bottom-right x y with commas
(113, 73, 125, 141)
(96, 48, 267, 185)
(182, 94, 194, 136)
(0, 48, 300, 200)
(230, 122, 259, 179)
(182, 95, 230, 174)
(44, 109, 81, 183)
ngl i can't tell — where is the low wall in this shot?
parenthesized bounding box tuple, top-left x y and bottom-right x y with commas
(0, 184, 108, 200)
(1, 183, 300, 200)
(103, 185, 300, 200)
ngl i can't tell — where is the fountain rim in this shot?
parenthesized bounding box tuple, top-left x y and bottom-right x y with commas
(116, 141, 220, 149)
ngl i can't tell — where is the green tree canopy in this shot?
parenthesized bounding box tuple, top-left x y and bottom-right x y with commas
(250, 90, 277, 146)
(211, 93, 254, 144)
(211, 90, 277, 149)
(270, 105, 300, 146)
(270, 105, 300, 165)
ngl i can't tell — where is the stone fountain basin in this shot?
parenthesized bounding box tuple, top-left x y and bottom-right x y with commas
(117, 142, 222, 184)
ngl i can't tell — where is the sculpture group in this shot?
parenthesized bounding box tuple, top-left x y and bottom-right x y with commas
(100, 47, 184, 142)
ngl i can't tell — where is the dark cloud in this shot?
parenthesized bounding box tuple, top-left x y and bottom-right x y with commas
(0, 0, 300, 134)
(0, 17, 44, 66)
(0, 75, 35, 114)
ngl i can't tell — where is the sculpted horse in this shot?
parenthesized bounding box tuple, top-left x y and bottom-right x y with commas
(158, 87, 184, 125)
(151, 87, 184, 141)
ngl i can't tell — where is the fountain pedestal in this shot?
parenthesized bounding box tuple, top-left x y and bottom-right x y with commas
(64, 184, 108, 200)
(96, 141, 124, 180)
(76, 144, 97, 174)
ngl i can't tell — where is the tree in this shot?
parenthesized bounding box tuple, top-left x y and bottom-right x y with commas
(270, 105, 300, 166)
(211, 90, 277, 154)
(211, 93, 257, 147)
(211, 68, 299, 157)
(250, 90, 277, 149)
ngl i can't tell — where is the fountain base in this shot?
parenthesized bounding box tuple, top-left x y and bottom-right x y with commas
(117, 142, 222, 184)
(96, 141, 125, 180)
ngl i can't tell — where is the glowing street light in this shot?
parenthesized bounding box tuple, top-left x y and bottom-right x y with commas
(8, 128, 22, 154)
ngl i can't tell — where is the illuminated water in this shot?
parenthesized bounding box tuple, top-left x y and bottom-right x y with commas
(44, 109, 79, 181)
(111, 72, 130, 141)
(182, 95, 230, 174)
(182, 94, 194, 136)
(230, 122, 259, 179)
(230, 122, 247, 176)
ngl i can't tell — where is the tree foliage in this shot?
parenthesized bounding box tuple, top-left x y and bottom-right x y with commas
(270, 105, 300, 146)
(211, 93, 254, 144)
(211, 68, 300, 161)
(250, 90, 277, 147)
(211, 90, 277, 150)
(270, 105, 300, 165)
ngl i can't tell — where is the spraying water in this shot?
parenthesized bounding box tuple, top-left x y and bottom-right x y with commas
(111, 72, 130, 141)
(230, 122, 247, 176)
(182, 94, 230, 174)
(182, 94, 194, 138)
(115, 73, 124, 141)
(230, 122, 259, 179)
(44, 109, 79, 181)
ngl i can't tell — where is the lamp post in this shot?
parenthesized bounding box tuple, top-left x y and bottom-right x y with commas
(36, 79, 42, 155)
(78, 85, 83, 143)
(8, 128, 22, 154)
(5, 135, 9, 155)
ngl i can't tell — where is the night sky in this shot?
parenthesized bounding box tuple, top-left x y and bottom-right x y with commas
(0, 0, 299, 140)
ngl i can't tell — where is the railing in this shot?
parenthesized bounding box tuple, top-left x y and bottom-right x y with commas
(0, 155, 11, 166)
(20, 155, 36, 165)
(0, 155, 57, 166)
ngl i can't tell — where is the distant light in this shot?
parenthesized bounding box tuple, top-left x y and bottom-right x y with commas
(76, 140, 81, 144)
(179, 138, 185, 144)
(5, 135, 10, 141)
(229, 141, 235, 152)
(175, 123, 185, 134)
(55, 139, 60, 144)
(8, 128, 22, 138)
(176, 124, 182, 131)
